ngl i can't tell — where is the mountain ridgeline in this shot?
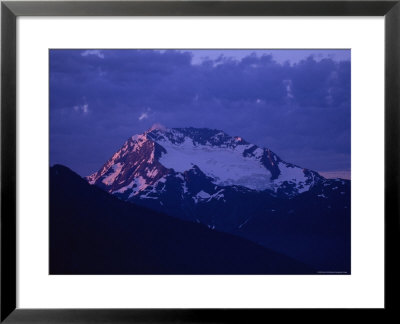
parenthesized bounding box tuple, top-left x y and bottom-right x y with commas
(51, 126, 350, 274)
(50, 165, 314, 274)
(84, 126, 350, 273)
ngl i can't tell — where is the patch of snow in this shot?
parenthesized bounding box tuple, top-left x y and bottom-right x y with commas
(175, 173, 184, 181)
(197, 190, 211, 199)
(276, 163, 307, 183)
(252, 148, 264, 159)
(113, 180, 135, 194)
(146, 168, 159, 178)
(102, 163, 123, 185)
(210, 189, 225, 201)
(182, 181, 189, 194)
(128, 176, 150, 197)
(113, 176, 149, 197)
(193, 190, 211, 203)
(156, 137, 272, 190)
(158, 177, 167, 183)
(149, 150, 155, 164)
(274, 163, 310, 193)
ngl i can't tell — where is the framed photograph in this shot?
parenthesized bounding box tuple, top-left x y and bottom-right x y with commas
(1, 0, 399, 322)
(48, 47, 351, 276)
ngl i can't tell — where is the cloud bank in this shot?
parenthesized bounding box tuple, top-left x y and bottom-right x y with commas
(50, 49, 350, 176)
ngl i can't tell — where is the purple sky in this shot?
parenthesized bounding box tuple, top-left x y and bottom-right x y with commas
(50, 49, 350, 177)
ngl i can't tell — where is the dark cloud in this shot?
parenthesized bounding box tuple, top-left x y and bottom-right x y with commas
(50, 49, 350, 176)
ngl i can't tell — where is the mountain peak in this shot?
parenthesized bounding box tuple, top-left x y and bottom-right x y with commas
(145, 126, 251, 149)
(146, 126, 227, 137)
(88, 127, 324, 198)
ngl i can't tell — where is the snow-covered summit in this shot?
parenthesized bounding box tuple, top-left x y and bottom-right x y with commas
(87, 126, 323, 198)
(147, 127, 249, 148)
(84, 126, 349, 265)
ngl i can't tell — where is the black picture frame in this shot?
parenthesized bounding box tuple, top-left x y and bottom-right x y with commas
(1, 0, 399, 322)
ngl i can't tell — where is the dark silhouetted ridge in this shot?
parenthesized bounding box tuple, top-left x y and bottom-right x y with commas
(50, 164, 314, 274)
